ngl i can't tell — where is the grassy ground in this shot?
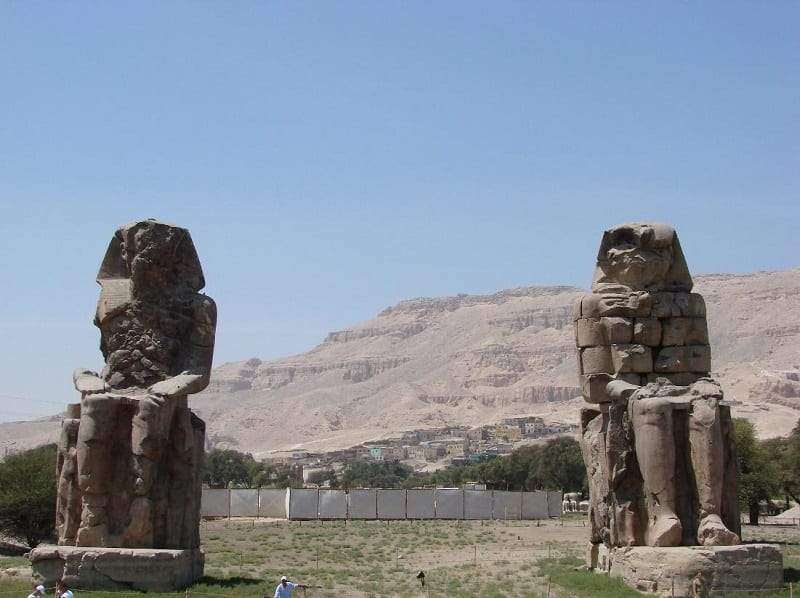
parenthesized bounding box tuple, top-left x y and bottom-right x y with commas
(0, 518, 797, 597)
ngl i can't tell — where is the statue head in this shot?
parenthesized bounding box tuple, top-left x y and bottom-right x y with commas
(591, 222, 692, 293)
(97, 219, 205, 299)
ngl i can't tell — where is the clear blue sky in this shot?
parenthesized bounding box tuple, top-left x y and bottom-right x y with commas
(0, 2, 797, 423)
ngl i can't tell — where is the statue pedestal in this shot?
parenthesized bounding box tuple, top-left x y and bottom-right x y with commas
(588, 543, 783, 597)
(29, 545, 204, 591)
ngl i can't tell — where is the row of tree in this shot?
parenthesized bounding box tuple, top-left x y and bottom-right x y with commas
(2, 419, 799, 547)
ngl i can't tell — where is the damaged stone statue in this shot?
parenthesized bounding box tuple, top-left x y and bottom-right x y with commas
(31, 220, 215, 591)
(576, 223, 782, 596)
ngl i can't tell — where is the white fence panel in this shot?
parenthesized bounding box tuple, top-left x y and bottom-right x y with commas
(319, 490, 348, 519)
(547, 490, 563, 517)
(521, 491, 549, 519)
(230, 489, 259, 517)
(406, 489, 435, 519)
(377, 489, 406, 519)
(348, 489, 377, 519)
(464, 490, 493, 520)
(492, 491, 522, 520)
(287, 488, 319, 520)
(434, 488, 464, 519)
(259, 489, 287, 518)
(201, 488, 229, 518)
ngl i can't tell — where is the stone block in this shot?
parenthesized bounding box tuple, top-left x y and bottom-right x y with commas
(688, 293, 706, 317)
(651, 292, 691, 318)
(29, 545, 204, 592)
(581, 347, 614, 374)
(603, 317, 633, 344)
(654, 345, 711, 374)
(633, 318, 662, 346)
(581, 293, 652, 319)
(591, 544, 783, 597)
(576, 318, 606, 347)
(610, 344, 653, 374)
(662, 317, 709, 346)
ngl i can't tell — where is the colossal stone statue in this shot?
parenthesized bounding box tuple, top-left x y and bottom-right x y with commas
(33, 220, 215, 590)
(576, 223, 782, 596)
(577, 222, 739, 549)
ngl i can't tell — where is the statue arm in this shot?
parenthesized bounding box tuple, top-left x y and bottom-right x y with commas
(605, 379, 640, 401)
(72, 369, 107, 394)
(148, 296, 216, 398)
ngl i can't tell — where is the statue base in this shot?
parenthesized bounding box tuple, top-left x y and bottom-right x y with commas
(588, 543, 783, 597)
(29, 545, 204, 591)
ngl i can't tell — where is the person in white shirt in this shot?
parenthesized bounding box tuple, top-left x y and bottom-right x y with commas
(274, 575, 306, 598)
(26, 584, 45, 598)
(55, 581, 73, 598)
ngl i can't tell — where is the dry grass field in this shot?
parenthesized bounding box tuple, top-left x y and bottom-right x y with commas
(1, 515, 798, 597)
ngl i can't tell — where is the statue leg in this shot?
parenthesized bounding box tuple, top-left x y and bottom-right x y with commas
(75, 395, 117, 546)
(689, 396, 740, 546)
(629, 397, 682, 547)
(127, 396, 176, 546)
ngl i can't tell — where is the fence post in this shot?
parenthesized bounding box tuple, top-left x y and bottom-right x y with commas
(473, 545, 477, 566)
(671, 576, 674, 597)
(547, 575, 551, 598)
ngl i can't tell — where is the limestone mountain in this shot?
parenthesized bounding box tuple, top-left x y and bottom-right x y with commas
(2, 269, 799, 456)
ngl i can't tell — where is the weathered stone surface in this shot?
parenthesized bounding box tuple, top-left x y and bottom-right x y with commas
(589, 544, 783, 597)
(50, 220, 215, 588)
(29, 545, 204, 592)
(633, 318, 662, 346)
(610, 344, 653, 374)
(576, 223, 740, 563)
(654, 345, 711, 374)
(580, 347, 614, 374)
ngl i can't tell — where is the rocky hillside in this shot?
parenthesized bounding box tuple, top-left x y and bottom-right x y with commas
(2, 269, 799, 456)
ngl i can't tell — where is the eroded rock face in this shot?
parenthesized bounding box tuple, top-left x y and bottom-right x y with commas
(576, 223, 740, 550)
(55, 220, 215, 551)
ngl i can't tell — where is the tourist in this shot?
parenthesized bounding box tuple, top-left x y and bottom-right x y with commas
(273, 575, 306, 598)
(26, 584, 45, 598)
(55, 581, 73, 598)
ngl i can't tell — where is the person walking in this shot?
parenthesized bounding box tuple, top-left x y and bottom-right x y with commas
(273, 575, 306, 598)
(26, 584, 45, 598)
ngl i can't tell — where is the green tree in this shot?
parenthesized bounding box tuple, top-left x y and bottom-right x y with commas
(780, 419, 800, 506)
(0, 444, 57, 547)
(734, 418, 779, 525)
(534, 437, 587, 492)
(204, 449, 258, 488)
(340, 461, 412, 489)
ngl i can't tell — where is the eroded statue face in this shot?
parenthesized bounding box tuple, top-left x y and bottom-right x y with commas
(603, 226, 673, 289)
(592, 222, 691, 293)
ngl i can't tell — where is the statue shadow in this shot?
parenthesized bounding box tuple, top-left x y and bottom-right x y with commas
(198, 576, 263, 588)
